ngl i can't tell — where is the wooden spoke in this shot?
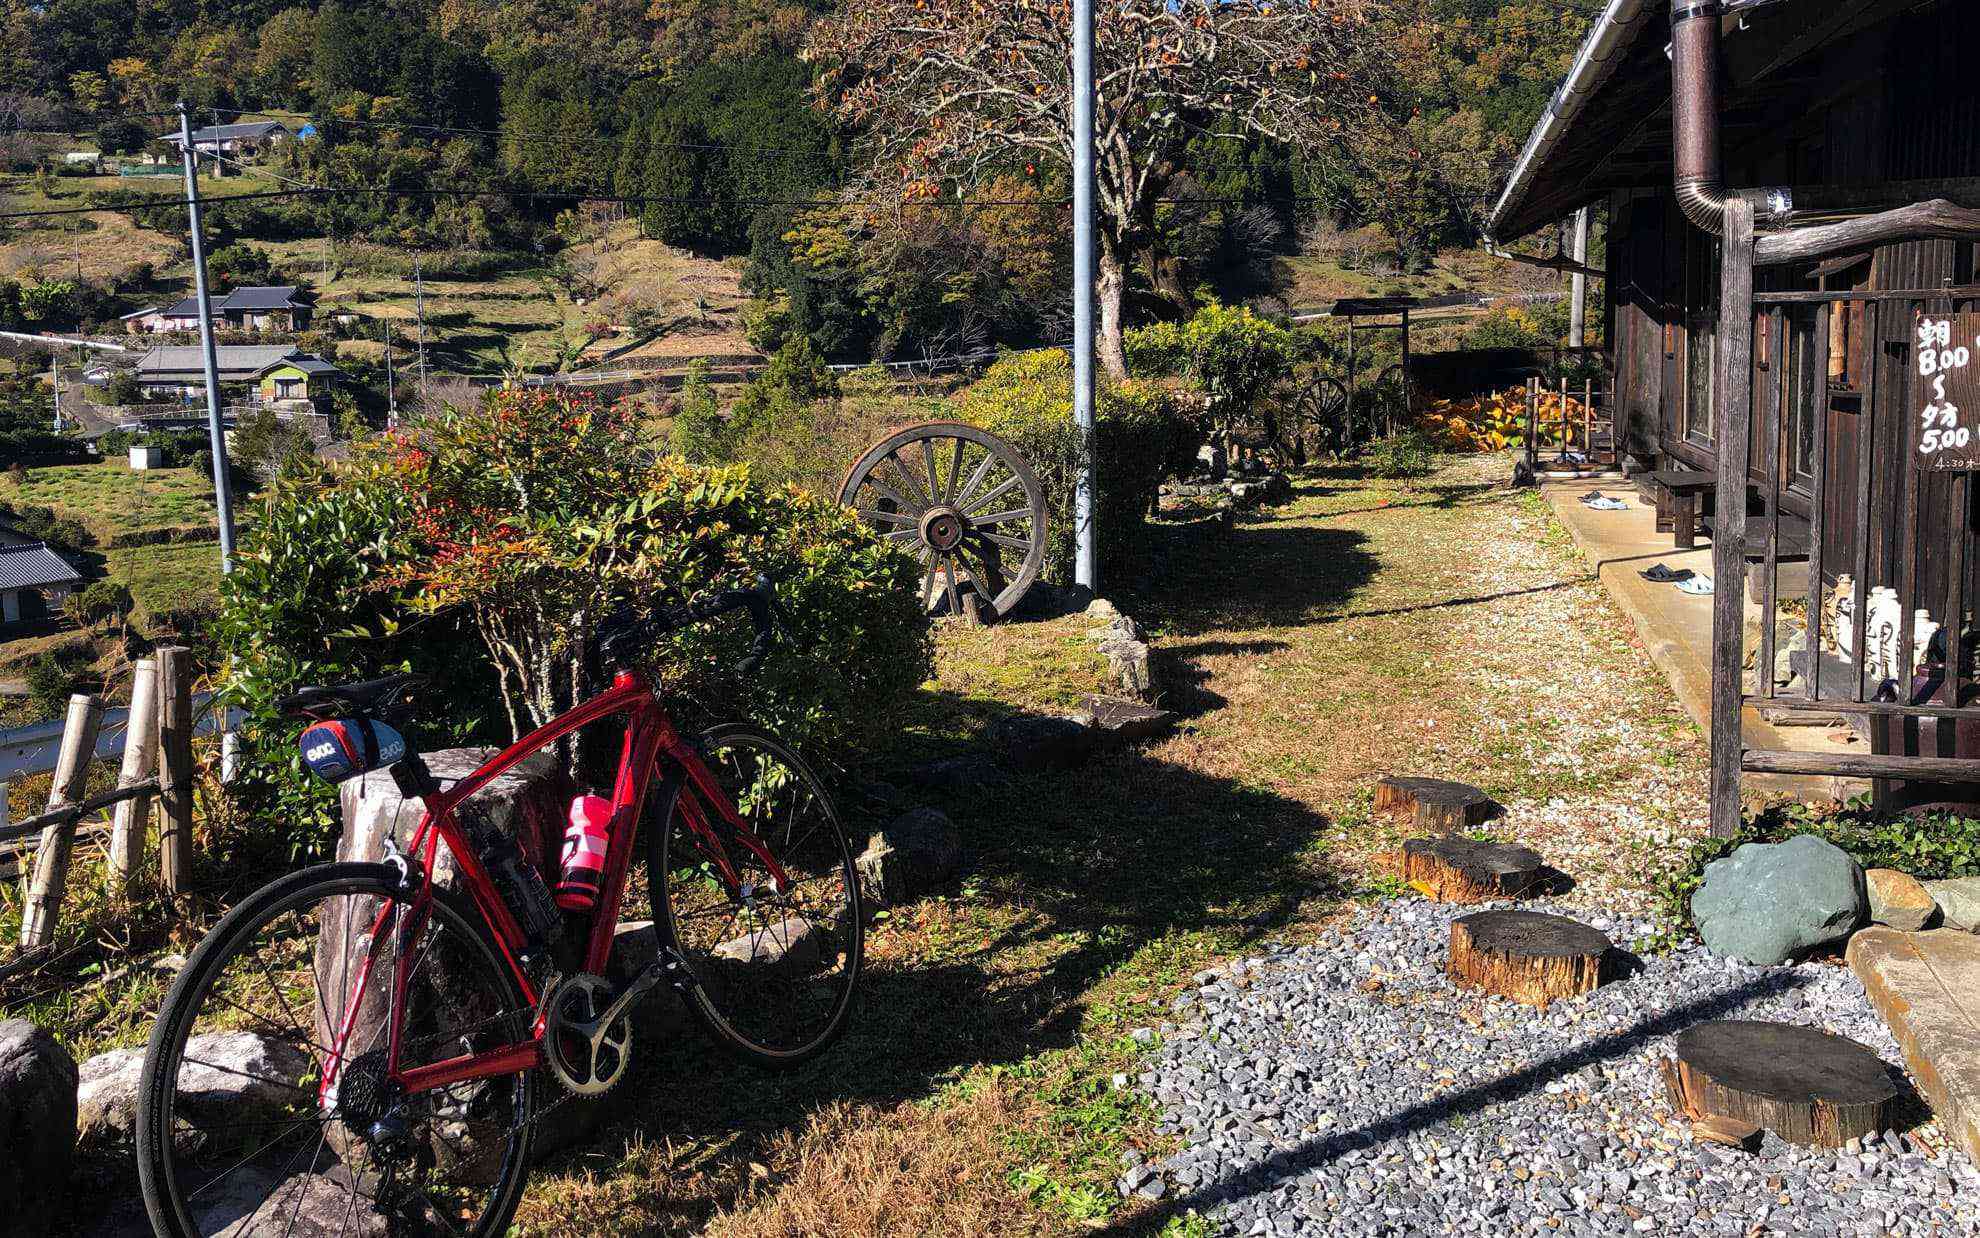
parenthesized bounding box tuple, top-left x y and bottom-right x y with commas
(884, 529, 921, 543)
(859, 475, 920, 515)
(857, 507, 918, 526)
(953, 447, 1000, 509)
(962, 472, 1023, 515)
(919, 437, 941, 505)
(970, 507, 1033, 526)
(920, 556, 938, 606)
(942, 436, 966, 504)
(942, 557, 962, 617)
(973, 530, 1033, 553)
(887, 451, 933, 509)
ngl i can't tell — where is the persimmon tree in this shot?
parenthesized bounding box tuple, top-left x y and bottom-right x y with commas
(808, 0, 1401, 378)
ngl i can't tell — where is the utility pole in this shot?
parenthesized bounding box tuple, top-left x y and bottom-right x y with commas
(383, 319, 396, 426)
(49, 349, 62, 434)
(1070, 0, 1097, 591)
(413, 254, 428, 390)
(1568, 205, 1590, 351)
(177, 100, 237, 573)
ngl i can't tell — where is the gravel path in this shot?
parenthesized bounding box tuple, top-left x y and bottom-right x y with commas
(1127, 899, 1980, 1237)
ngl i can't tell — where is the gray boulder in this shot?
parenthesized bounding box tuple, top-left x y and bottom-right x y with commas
(0, 1020, 76, 1222)
(1923, 877, 1980, 931)
(1691, 835, 1868, 964)
(1073, 695, 1178, 747)
(79, 1031, 311, 1150)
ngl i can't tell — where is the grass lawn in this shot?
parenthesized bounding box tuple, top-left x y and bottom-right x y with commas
(101, 541, 223, 625)
(3, 454, 1711, 1235)
(7, 462, 219, 543)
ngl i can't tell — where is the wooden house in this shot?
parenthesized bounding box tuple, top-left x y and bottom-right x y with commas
(1490, 0, 1980, 825)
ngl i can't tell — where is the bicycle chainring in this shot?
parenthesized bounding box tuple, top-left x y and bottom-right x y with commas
(541, 972, 632, 1097)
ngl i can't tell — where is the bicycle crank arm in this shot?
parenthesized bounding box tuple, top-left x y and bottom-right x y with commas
(589, 947, 698, 1040)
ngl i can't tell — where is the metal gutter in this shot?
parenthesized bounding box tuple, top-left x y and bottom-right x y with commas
(1485, 0, 1655, 242)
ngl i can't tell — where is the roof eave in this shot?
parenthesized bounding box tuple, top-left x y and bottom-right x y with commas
(1485, 0, 1657, 243)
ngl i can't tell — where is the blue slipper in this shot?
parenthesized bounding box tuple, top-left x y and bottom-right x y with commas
(1676, 575, 1714, 595)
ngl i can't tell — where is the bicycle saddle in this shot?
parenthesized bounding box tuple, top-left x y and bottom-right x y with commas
(277, 672, 430, 720)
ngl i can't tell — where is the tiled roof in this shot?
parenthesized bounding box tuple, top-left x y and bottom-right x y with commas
(0, 542, 82, 591)
(187, 121, 288, 142)
(136, 345, 308, 381)
(221, 285, 313, 311)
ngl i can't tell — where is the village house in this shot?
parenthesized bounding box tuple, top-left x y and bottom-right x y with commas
(1490, 0, 1980, 819)
(118, 286, 315, 334)
(183, 120, 290, 163)
(132, 344, 344, 406)
(0, 541, 81, 627)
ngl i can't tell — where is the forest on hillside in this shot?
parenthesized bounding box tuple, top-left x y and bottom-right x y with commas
(0, 0, 1593, 361)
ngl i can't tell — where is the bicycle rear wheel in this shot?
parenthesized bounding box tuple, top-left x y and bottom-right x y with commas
(654, 725, 862, 1069)
(138, 863, 537, 1238)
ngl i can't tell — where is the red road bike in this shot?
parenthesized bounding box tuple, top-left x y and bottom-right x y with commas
(137, 579, 863, 1236)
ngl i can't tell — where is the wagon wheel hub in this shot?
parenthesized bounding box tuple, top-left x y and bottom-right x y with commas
(920, 505, 967, 552)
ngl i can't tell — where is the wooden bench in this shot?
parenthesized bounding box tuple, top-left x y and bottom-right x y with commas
(1636, 468, 1715, 548)
(1700, 512, 1812, 560)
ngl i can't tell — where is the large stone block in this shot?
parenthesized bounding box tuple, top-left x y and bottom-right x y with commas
(0, 1020, 76, 1229)
(867, 807, 963, 896)
(1691, 835, 1867, 965)
(78, 1032, 311, 1151)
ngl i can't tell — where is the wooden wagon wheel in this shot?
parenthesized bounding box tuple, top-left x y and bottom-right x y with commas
(838, 421, 1048, 620)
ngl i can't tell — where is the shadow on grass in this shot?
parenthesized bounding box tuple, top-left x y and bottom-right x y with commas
(1133, 519, 1381, 636)
(552, 704, 1350, 1227)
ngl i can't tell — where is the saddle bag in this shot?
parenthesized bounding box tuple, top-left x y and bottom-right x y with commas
(298, 716, 408, 783)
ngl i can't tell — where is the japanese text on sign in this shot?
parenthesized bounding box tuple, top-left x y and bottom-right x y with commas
(1914, 313, 1980, 471)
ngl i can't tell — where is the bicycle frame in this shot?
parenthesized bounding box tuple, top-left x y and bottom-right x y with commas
(319, 666, 795, 1103)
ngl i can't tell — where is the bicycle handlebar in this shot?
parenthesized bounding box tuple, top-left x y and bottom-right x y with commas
(600, 573, 791, 675)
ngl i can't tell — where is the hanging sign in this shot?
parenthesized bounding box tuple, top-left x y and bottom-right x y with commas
(1912, 311, 1980, 470)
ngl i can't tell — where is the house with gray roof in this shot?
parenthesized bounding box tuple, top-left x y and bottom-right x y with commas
(184, 121, 289, 161)
(218, 285, 314, 331)
(0, 542, 81, 626)
(134, 345, 344, 405)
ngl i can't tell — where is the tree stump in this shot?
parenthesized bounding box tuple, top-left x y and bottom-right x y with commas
(1661, 1021, 1901, 1148)
(1375, 776, 1497, 833)
(1400, 836, 1543, 903)
(1447, 910, 1612, 1006)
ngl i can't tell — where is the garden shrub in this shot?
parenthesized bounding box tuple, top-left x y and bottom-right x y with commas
(25, 643, 96, 721)
(1648, 797, 1980, 945)
(1360, 429, 1436, 480)
(1124, 303, 1294, 435)
(219, 386, 929, 861)
(953, 350, 1197, 583)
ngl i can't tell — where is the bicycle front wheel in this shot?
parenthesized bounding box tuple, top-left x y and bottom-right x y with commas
(655, 725, 863, 1069)
(138, 863, 538, 1238)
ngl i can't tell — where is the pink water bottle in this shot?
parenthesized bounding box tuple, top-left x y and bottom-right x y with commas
(557, 793, 612, 912)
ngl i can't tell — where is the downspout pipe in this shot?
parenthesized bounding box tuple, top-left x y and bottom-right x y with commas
(1670, 0, 1793, 234)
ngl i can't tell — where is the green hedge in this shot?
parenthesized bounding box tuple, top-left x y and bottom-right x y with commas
(952, 350, 1199, 584)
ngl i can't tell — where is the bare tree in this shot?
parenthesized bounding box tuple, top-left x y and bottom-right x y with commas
(808, 0, 1400, 378)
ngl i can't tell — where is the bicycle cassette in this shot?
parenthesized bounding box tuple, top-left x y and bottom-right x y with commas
(542, 972, 632, 1097)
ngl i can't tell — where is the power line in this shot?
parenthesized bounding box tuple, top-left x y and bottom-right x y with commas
(210, 107, 832, 160)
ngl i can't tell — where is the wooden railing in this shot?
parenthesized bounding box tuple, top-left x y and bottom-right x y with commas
(4, 647, 195, 951)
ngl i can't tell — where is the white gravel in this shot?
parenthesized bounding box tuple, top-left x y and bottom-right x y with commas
(1126, 898, 1980, 1237)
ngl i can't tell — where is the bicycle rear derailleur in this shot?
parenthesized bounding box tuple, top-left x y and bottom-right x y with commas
(540, 950, 694, 1096)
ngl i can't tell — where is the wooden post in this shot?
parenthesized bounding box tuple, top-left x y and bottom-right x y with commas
(19, 693, 106, 949)
(157, 645, 195, 893)
(1399, 306, 1411, 425)
(1345, 317, 1357, 447)
(1709, 200, 1757, 838)
(108, 658, 160, 894)
(1523, 377, 1539, 469)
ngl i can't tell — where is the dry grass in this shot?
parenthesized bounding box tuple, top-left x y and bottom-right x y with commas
(706, 1085, 1056, 1238)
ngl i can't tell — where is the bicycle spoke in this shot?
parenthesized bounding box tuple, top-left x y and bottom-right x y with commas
(189, 1114, 318, 1201)
(276, 1128, 330, 1238)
